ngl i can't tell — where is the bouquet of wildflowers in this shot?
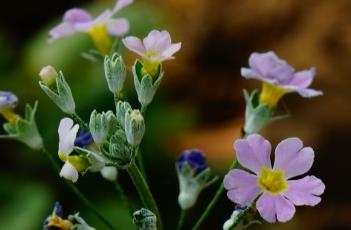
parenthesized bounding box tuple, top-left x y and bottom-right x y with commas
(0, 0, 325, 229)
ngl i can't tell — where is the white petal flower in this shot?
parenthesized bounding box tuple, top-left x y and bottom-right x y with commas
(58, 117, 79, 156)
(60, 161, 79, 183)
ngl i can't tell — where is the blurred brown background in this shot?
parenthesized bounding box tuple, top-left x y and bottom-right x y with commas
(0, 0, 350, 229)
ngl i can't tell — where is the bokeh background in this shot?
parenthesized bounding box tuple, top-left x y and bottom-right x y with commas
(1, 0, 350, 229)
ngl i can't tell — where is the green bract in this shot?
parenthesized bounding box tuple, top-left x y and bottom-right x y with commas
(39, 71, 76, 115)
(133, 208, 157, 230)
(132, 60, 164, 110)
(89, 110, 118, 145)
(0, 102, 43, 150)
(125, 109, 145, 147)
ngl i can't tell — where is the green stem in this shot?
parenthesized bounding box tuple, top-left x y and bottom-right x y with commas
(136, 146, 147, 179)
(127, 160, 163, 230)
(114, 180, 134, 217)
(176, 209, 188, 230)
(229, 205, 253, 230)
(192, 160, 239, 230)
(42, 148, 116, 230)
(72, 113, 89, 130)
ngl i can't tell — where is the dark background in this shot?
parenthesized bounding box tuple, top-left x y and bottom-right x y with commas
(0, 0, 350, 229)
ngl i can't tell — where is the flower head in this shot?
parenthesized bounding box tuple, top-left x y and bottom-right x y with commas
(43, 202, 73, 230)
(176, 149, 207, 175)
(0, 91, 18, 110)
(224, 134, 325, 223)
(241, 51, 322, 108)
(58, 118, 89, 183)
(49, 0, 133, 53)
(123, 30, 181, 76)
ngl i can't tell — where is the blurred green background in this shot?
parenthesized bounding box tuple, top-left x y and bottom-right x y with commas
(1, 0, 350, 229)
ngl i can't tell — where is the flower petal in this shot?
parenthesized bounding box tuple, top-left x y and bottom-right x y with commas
(143, 30, 166, 52)
(58, 118, 79, 154)
(256, 193, 296, 223)
(273, 138, 314, 179)
(161, 42, 181, 60)
(74, 10, 112, 32)
(224, 169, 261, 206)
(60, 162, 79, 183)
(240, 68, 264, 80)
(286, 68, 315, 88)
(113, 0, 133, 13)
(234, 134, 272, 174)
(63, 8, 93, 24)
(106, 18, 129, 36)
(48, 22, 76, 43)
(284, 176, 325, 206)
(122, 36, 146, 56)
(295, 88, 323, 97)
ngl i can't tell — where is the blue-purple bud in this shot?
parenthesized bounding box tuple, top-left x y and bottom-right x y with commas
(74, 130, 93, 147)
(176, 150, 207, 175)
(0, 91, 18, 110)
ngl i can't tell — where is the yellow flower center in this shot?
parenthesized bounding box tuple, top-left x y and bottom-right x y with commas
(259, 82, 288, 108)
(58, 151, 90, 172)
(0, 109, 19, 125)
(87, 24, 112, 54)
(257, 167, 288, 195)
(46, 214, 73, 230)
(141, 58, 160, 77)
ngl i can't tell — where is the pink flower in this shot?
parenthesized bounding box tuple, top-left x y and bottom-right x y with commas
(49, 0, 132, 42)
(224, 134, 325, 223)
(122, 30, 181, 62)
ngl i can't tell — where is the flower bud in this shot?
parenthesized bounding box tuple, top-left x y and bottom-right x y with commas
(176, 150, 217, 210)
(39, 65, 58, 86)
(125, 109, 145, 147)
(89, 110, 118, 145)
(104, 53, 127, 95)
(109, 130, 134, 169)
(133, 208, 157, 230)
(116, 101, 132, 129)
(132, 60, 164, 109)
(100, 166, 118, 182)
(39, 71, 76, 115)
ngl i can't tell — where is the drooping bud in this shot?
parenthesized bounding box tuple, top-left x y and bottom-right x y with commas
(176, 150, 217, 210)
(100, 166, 118, 182)
(104, 53, 127, 95)
(39, 65, 58, 86)
(133, 208, 157, 230)
(125, 109, 145, 147)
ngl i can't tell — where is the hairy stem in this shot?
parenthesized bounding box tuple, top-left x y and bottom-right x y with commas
(176, 209, 188, 230)
(71, 113, 89, 130)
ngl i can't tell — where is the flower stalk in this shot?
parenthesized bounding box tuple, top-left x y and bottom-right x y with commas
(127, 160, 163, 230)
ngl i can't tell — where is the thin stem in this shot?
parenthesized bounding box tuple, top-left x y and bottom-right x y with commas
(176, 209, 188, 230)
(136, 146, 147, 180)
(42, 148, 116, 230)
(192, 160, 239, 230)
(114, 180, 134, 217)
(72, 113, 89, 130)
(229, 205, 253, 230)
(127, 160, 163, 230)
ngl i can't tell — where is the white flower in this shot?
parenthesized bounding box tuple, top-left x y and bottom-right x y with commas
(58, 117, 80, 183)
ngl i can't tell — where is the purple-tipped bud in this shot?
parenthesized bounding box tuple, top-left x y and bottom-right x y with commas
(74, 130, 93, 147)
(0, 91, 18, 110)
(176, 150, 207, 175)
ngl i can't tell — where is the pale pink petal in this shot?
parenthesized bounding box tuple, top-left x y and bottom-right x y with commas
(107, 18, 129, 36)
(143, 30, 163, 52)
(284, 176, 325, 206)
(113, 0, 133, 13)
(63, 8, 93, 23)
(287, 68, 315, 88)
(295, 88, 323, 97)
(161, 42, 181, 60)
(256, 193, 296, 223)
(74, 10, 112, 32)
(122, 36, 146, 56)
(155, 31, 172, 53)
(60, 162, 79, 183)
(234, 134, 272, 175)
(48, 22, 76, 43)
(224, 169, 261, 206)
(273, 138, 314, 179)
(240, 68, 264, 81)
